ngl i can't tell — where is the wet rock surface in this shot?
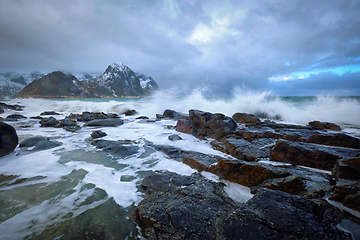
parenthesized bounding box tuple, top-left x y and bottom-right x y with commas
(135, 171, 351, 240)
(19, 136, 63, 152)
(91, 139, 138, 158)
(0, 122, 18, 157)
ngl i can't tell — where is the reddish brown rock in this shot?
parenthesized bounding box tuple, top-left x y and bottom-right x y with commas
(176, 119, 193, 134)
(270, 140, 360, 171)
(208, 160, 276, 187)
(307, 133, 360, 149)
(188, 110, 236, 140)
(232, 112, 261, 124)
(263, 175, 306, 195)
(308, 121, 341, 131)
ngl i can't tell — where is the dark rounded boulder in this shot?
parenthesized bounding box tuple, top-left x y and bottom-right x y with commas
(0, 122, 18, 157)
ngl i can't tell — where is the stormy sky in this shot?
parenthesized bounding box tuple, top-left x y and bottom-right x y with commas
(0, 0, 360, 95)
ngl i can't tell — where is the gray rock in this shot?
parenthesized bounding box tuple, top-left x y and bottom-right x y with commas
(168, 134, 182, 141)
(19, 136, 62, 152)
(91, 139, 138, 158)
(135, 171, 351, 240)
(84, 119, 124, 127)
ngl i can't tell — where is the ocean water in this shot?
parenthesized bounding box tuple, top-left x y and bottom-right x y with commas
(1, 89, 360, 239)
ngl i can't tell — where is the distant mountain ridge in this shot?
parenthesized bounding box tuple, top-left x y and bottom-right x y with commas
(15, 63, 159, 98)
(0, 71, 45, 98)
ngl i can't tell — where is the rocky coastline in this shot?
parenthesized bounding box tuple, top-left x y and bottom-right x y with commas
(1, 103, 360, 239)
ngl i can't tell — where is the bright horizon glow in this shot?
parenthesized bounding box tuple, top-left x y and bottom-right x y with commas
(269, 64, 360, 81)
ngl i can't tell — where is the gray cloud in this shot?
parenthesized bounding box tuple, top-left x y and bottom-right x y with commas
(0, 0, 359, 95)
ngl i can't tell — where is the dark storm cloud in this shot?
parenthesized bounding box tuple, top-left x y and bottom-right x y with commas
(0, 0, 359, 95)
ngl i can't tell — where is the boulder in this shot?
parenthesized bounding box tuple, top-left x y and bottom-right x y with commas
(168, 134, 182, 141)
(163, 109, 187, 120)
(308, 120, 341, 131)
(175, 118, 193, 134)
(0, 122, 18, 157)
(232, 112, 261, 124)
(40, 117, 60, 127)
(189, 109, 237, 139)
(270, 140, 360, 171)
(84, 119, 124, 127)
(91, 130, 107, 139)
(123, 109, 137, 116)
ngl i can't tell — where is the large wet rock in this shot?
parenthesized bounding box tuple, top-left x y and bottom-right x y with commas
(135, 171, 237, 239)
(0, 122, 18, 157)
(40, 117, 60, 127)
(19, 136, 63, 152)
(208, 159, 281, 187)
(232, 112, 261, 124)
(224, 138, 276, 161)
(306, 133, 360, 149)
(270, 140, 360, 171)
(188, 109, 237, 139)
(135, 171, 351, 240)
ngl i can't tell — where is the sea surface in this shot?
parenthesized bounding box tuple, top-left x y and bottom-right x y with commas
(1, 90, 360, 239)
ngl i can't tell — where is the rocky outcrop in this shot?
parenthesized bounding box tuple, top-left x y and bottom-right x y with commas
(270, 140, 360, 171)
(135, 171, 351, 240)
(16, 63, 159, 98)
(176, 109, 237, 140)
(0, 122, 18, 157)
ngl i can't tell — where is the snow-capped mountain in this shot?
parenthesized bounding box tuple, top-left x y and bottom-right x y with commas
(16, 63, 159, 98)
(0, 71, 44, 98)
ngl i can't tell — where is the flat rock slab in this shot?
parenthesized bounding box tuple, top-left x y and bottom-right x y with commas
(91, 139, 138, 158)
(224, 138, 276, 161)
(270, 140, 360, 171)
(19, 136, 62, 152)
(135, 171, 351, 240)
(84, 119, 124, 127)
